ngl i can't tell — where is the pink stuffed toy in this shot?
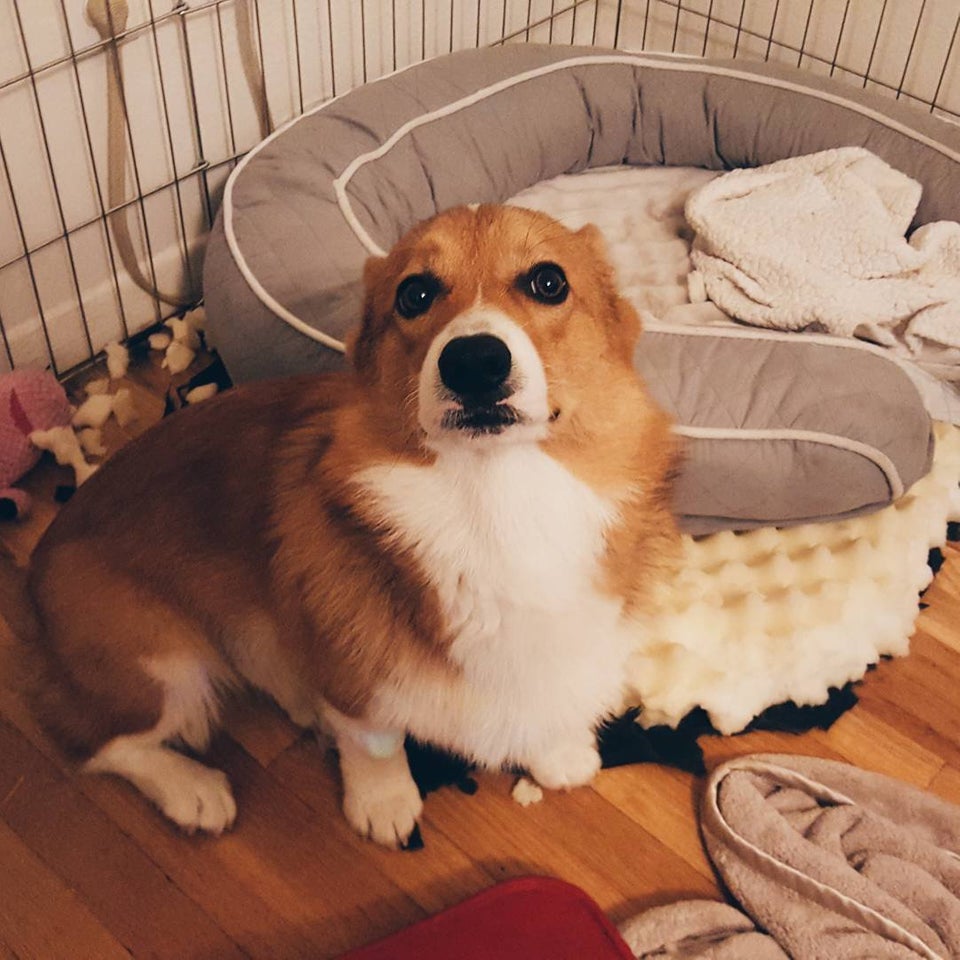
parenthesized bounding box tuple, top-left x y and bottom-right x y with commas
(0, 369, 72, 520)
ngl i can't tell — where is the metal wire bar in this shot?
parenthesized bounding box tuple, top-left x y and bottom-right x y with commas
(641, 0, 651, 50)
(0, 303, 14, 371)
(828, 0, 850, 77)
(214, 3, 239, 157)
(732, 0, 746, 58)
(644, 0, 960, 114)
(797, 0, 816, 68)
(701, 0, 715, 57)
(175, 6, 214, 231)
(895, 0, 928, 99)
(292, 0, 305, 114)
(146, 0, 199, 296)
(360, 0, 369, 83)
(9, 1, 94, 361)
(765, 0, 781, 60)
(392, 0, 399, 71)
(57, 0, 129, 341)
(3, 0, 960, 379)
(0, 163, 212, 275)
(0, 130, 57, 371)
(930, 8, 960, 114)
(102, 2, 172, 323)
(495, 0, 593, 46)
(862, 0, 889, 89)
(327, 0, 339, 96)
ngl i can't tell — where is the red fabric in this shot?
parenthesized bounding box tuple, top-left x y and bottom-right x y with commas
(339, 876, 636, 960)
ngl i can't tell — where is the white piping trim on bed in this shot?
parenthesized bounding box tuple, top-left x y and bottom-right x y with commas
(674, 424, 905, 500)
(223, 50, 960, 345)
(705, 758, 945, 960)
(642, 317, 960, 423)
(333, 52, 960, 257)
(220, 56, 428, 353)
(642, 318, 899, 357)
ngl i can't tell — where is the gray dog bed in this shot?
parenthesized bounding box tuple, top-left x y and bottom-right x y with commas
(204, 45, 960, 533)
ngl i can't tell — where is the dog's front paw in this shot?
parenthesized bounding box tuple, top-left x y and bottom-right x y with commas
(528, 742, 601, 791)
(343, 770, 424, 849)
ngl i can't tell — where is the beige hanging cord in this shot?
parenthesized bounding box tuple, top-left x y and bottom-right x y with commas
(86, 0, 273, 308)
(87, 0, 189, 308)
(234, 0, 274, 140)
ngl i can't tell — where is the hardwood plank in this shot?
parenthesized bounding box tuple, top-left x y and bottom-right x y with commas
(0, 684, 424, 960)
(268, 734, 500, 918)
(417, 766, 720, 921)
(812, 703, 944, 788)
(0, 818, 130, 960)
(0, 718, 247, 960)
(591, 764, 713, 880)
(4, 347, 960, 957)
(700, 727, 846, 768)
(918, 544, 960, 656)
(221, 693, 303, 769)
(202, 735, 427, 959)
(927, 764, 960, 806)
(856, 635, 960, 769)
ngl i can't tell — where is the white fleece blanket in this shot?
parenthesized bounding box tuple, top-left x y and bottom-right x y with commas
(511, 162, 960, 424)
(686, 147, 960, 380)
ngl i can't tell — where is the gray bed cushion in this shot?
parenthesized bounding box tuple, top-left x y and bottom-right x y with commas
(204, 44, 952, 533)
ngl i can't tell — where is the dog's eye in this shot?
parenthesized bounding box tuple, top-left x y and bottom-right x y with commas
(395, 274, 440, 319)
(524, 262, 568, 304)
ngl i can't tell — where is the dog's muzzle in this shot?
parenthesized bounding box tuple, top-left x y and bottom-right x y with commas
(438, 334, 520, 434)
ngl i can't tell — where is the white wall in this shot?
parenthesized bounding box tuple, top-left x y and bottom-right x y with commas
(1, 0, 958, 375)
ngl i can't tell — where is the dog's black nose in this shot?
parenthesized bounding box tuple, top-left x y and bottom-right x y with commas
(438, 334, 512, 400)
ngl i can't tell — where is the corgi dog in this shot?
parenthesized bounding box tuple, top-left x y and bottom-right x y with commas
(16, 204, 680, 848)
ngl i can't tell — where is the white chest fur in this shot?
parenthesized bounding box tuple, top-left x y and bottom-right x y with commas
(352, 444, 638, 769)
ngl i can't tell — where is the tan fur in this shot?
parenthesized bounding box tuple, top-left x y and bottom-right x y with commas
(15, 204, 680, 842)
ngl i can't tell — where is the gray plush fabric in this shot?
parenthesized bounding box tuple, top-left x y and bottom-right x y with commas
(204, 44, 953, 531)
(620, 755, 960, 958)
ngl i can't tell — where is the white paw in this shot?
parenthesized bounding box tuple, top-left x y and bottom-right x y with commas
(157, 764, 237, 835)
(343, 775, 424, 849)
(528, 742, 601, 791)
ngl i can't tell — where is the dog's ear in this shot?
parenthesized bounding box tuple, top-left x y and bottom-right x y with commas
(573, 224, 640, 360)
(349, 255, 389, 376)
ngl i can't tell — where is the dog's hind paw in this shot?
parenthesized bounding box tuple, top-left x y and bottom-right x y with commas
(156, 763, 237, 836)
(87, 739, 238, 836)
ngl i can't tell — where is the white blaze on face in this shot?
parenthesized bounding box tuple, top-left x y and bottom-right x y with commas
(417, 306, 551, 449)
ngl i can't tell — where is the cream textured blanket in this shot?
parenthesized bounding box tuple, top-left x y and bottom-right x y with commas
(620, 755, 960, 959)
(686, 147, 960, 380)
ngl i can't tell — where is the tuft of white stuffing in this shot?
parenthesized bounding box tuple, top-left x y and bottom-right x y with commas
(29, 426, 98, 486)
(165, 317, 201, 352)
(72, 394, 115, 429)
(111, 388, 137, 427)
(77, 428, 106, 457)
(104, 341, 130, 380)
(148, 331, 172, 351)
(511, 777, 544, 807)
(184, 383, 219, 405)
(163, 340, 195, 375)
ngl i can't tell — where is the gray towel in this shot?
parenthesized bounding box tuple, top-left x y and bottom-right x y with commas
(620, 754, 960, 958)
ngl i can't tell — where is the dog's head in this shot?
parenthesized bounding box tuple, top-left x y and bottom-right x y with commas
(350, 204, 647, 455)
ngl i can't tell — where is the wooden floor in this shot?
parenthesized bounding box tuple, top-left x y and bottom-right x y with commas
(3, 349, 960, 959)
